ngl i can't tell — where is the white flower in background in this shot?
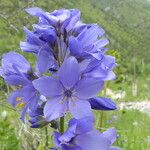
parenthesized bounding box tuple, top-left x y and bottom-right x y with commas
(1, 110, 7, 119)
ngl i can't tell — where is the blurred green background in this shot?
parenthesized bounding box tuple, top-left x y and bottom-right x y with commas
(0, 0, 150, 149)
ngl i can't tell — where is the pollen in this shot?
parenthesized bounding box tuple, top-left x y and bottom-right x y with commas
(16, 97, 22, 101)
(60, 96, 67, 103)
(72, 97, 77, 101)
(16, 102, 25, 108)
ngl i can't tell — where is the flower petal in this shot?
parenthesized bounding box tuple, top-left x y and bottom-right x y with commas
(64, 9, 80, 32)
(33, 24, 56, 44)
(53, 131, 61, 147)
(61, 145, 81, 150)
(79, 25, 105, 46)
(89, 97, 117, 110)
(44, 97, 67, 121)
(75, 78, 104, 99)
(26, 7, 57, 26)
(69, 117, 94, 134)
(76, 130, 111, 150)
(5, 75, 30, 86)
(24, 27, 43, 45)
(37, 45, 55, 74)
(7, 90, 21, 107)
(95, 38, 109, 49)
(33, 77, 63, 98)
(20, 41, 40, 53)
(28, 95, 39, 111)
(68, 36, 83, 57)
(25, 7, 45, 16)
(85, 68, 116, 81)
(59, 123, 77, 142)
(2, 52, 31, 74)
(7, 85, 35, 106)
(51, 9, 70, 23)
(59, 57, 80, 89)
(20, 103, 29, 122)
(69, 99, 93, 119)
(87, 52, 103, 60)
(20, 85, 37, 103)
(103, 128, 117, 145)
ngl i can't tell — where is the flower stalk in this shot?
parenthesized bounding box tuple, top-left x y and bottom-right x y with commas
(0, 7, 121, 150)
(59, 116, 65, 133)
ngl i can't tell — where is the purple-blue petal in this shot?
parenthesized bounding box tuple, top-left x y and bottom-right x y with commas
(33, 77, 63, 98)
(76, 130, 111, 150)
(75, 78, 104, 99)
(103, 128, 117, 145)
(63, 9, 80, 32)
(69, 117, 94, 135)
(2, 52, 31, 74)
(85, 68, 116, 80)
(59, 123, 77, 143)
(26, 7, 57, 26)
(5, 75, 30, 86)
(28, 95, 39, 111)
(19, 85, 36, 103)
(24, 27, 43, 45)
(94, 38, 109, 49)
(20, 41, 40, 53)
(53, 131, 61, 147)
(69, 99, 93, 119)
(20, 103, 29, 122)
(44, 97, 67, 121)
(58, 57, 80, 89)
(79, 25, 105, 46)
(89, 97, 117, 110)
(68, 36, 83, 57)
(7, 90, 21, 107)
(37, 45, 55, 74)
(33, 24, 56, 43)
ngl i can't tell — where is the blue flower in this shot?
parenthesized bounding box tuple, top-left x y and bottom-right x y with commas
(33, 56, 105, 121)
(0, 52, 32, 85)
(68, 24, 109, 60)
(20, 27, 57, 74)
(89, 97, 117, 111)
(0, 52, 39, 121)
(0, 7, 121, 149)
(79, 54, 117, 81)
(20, 7, 116, 80)
(28, 100, 46, 128)
(20, 8, 81, 74)
(33, 56, 117, 121)
(52, 117, 122, 150)
(25, 7, 80, 33)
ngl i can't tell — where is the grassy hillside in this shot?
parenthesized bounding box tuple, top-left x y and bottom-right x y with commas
(0, 0, 150, 99)
(0, 1, 150, 149)
(0, 0, 149, 62)
(91, 0, 150, 62)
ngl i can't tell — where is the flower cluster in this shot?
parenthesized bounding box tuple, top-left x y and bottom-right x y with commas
(0, 7, 121, 150)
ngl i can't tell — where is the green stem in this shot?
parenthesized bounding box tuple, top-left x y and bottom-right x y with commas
(99, 111, 104, 131)
(45, 126, 49, 148)
(59, 117, 65, 133)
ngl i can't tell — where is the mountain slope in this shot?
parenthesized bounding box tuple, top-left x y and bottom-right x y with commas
(0, 0, 149, 63)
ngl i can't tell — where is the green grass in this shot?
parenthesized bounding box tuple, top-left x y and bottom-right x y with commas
(0, 106, 19, 150)
(0, 0, 150, 149)
(95, 110, 150, 150)
(1, 100, 150, 150)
